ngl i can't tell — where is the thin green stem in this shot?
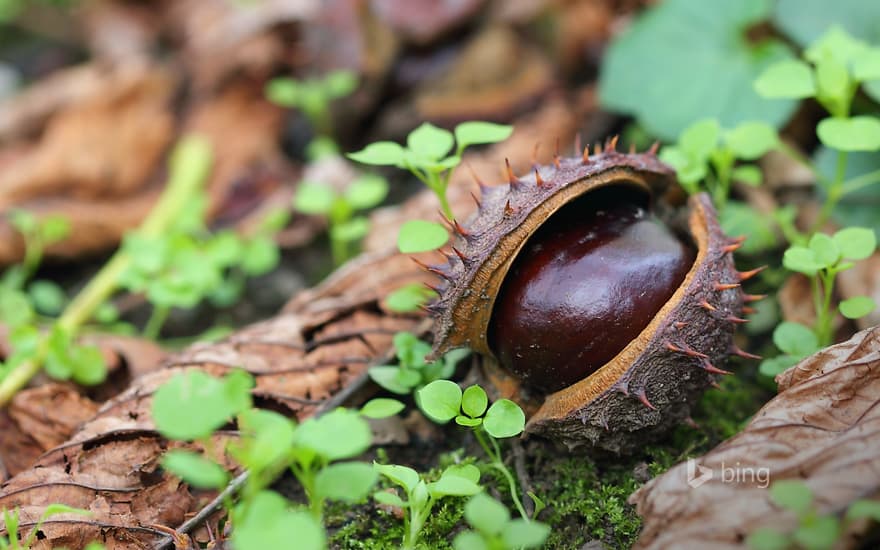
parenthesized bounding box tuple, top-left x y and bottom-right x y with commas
(473, 429, 529, 521)
(841, 168, 880, 195)
(0, 137, 212, 407)
(811, 151, 848, 234)
(143, 305, 170, 340)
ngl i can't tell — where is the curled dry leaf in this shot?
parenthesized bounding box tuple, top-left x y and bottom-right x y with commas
(631, 324, 880, 550)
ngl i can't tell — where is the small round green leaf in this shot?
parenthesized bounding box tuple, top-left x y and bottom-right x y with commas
(840, 296, 875, 319)
(782, 246, 823, 276)
(454, 122, 514, 150)
(428, 474, 482, 497)
(482, 399, 525, 438)
(746, 528, 791, 550)
(464, 493, 509, 536)
(348, 142, 406, 166)
(455, 415, 483, 427)
(294, 408, 372, 460)
(817, 116, 880, 152)
(832, 227, 876, 260)
(161, 450, 229, 489)
(679, 118, 721, 160)
(28, 280, 66, 315)
(731, 164, 763, 187)
(807, 232, 840, 267)
(770, 480, 813, 514)
(294, 182, 335, 215)
(407, 123, 454, 161)
(725, 121, 779, 159)
(453, 531, 489, 550)
(374, 462, 420, 493)
(759, 355, 800, 378)
(772, 322, 818, 358)
(345, 175, 388, 210)
(502, 519, 551, 548)
(853, 48, 880, 81)
(417, 380, 463, 423)
(324, 70, 358, 97)
(265, 78, 300, 107)
(443, 464, 481, 484)
(40, 215, 71, 243)
(331, 217, 370, 243)
(240, 236, 280, 276)
(232, 491, 325, 550)
(360, 398, 406, 419)
(153, 371, 252, 440)
(846, 499, 880, 521)
(315, 461, 378, 503)
(461, 385, 488, 418)
(385, 283, 435, 313)
(754, 60, 816, 99)
(368, 365, 418, 395)
(397, 220, 449, 253)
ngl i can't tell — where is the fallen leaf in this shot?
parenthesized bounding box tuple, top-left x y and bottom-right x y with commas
(631, 325, 880, 549)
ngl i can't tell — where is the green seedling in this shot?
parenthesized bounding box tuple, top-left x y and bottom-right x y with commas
(453, 493, 550, 550)
(348, 120, 512, 226)
(359, 397, 406, 419)
(373, 462, 483, 550)
(747, 480, 880, 550)
(418, 381, 535, 521)
(231, 490, 325, 550)
(756, 25, 880, 232)
(5, 210, 69, 293)
(293, 174, 388, 266)
(0, 504, 91, 550)
(368, 331, 470, 395)
(266, 70, 358, 146)
(0, 136, 214, 406)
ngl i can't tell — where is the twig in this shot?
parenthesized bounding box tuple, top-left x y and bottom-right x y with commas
(152, 319, 432, 549)
(512, 439, 535, 518)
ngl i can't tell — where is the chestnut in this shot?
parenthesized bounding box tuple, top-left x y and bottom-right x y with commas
(424, 143, 758, 452)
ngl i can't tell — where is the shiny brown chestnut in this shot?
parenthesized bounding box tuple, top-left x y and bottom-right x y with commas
(423, 142, 759, 452)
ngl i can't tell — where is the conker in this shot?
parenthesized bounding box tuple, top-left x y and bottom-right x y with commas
(489, 188, 695, 392)
(424, 144, 756, 452)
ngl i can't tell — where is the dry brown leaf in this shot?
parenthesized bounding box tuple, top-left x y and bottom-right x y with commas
(631, 325, 880, 550)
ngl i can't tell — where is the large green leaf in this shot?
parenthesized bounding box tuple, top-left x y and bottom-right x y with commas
(599, 0, 796, 140)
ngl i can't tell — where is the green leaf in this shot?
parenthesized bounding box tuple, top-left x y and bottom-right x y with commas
(853, 48, 880, 81)
(40, 215, 71, 244)
(840, 296, 875, 319)
(483, 399, 526, 439)
(679, 119, 721, 160)
(407, 123, 454, 161)
(463, 493, 509, 536)
(28, 280, 66, 315)
(397, 220, 449, 253)
(240, 236, 280, 276)
(345, 175, 388, 210)
(803, 25, 869, 65)
(232, 491, 325, 550)
(428, 474, 482, 497)
(368, 365, 419, 395)
(69, 344, 107, 386)
(418, 380, 463, 423)
(360, 398, 406, 419)
(294, 182, 336, 215)
(294, 408, 372, 460)
(773, 322, 819, 358)
(746, 527, 791, 550)
(454, 122, 514, 150)
(453, 531, 489, 550)
(770, 480, 813, 514)
(324, 70, 358, 98)
(161, 450, 228, 489)
(385, 283, 435, 312)
(817, 116, 880, 152)
(374, 462, 420, 493)
(846, 499, 880, 521)
(315, 461, 378, 503)
(759, 355, 800, 378)
(502, 519, 551, 548)
(265, 77, 300, 107)
(373, 491, 407, 508)
(455, 415, 483, 427)
(725, 121, 779, 159)
(783, 246, 823, 276)
(348, 142, 407, 166)
(152, 370, 253, 441)
(832, 227, 876, 260)
(443, 464, 481, 485)
(754, 60, 817, 99)
(232, 409, 296, 473)
(731, 165, 763, 187)
(814, 54, 851, 112)
(807, 233, 840, 267)
(331, 216, 370, 244)
(599, 0, 796, 140)
(461, 385, 488, 418)
(793, 515, 839, 550)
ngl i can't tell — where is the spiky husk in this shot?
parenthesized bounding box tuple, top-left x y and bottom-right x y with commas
(426, 147, 750, 453)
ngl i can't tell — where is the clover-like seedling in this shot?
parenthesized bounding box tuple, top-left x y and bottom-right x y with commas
(293, 174, 389, 266)
(1, 504, 92, 550)
(417, 381, 532, 520)
(747, 480, 842, 550)
(368, 331, 470, 395)
(453, 493, 550, 550)
(373, 462, 482, 550)
(778, 227, 876, 348)
(231, 490, 325, 550)
(348, 121, 513, 244)
(266, 70, 358, 141)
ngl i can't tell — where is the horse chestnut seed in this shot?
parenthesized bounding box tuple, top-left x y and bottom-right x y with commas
(489, 188, 695, 391)
(425, 145, 754, 452)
